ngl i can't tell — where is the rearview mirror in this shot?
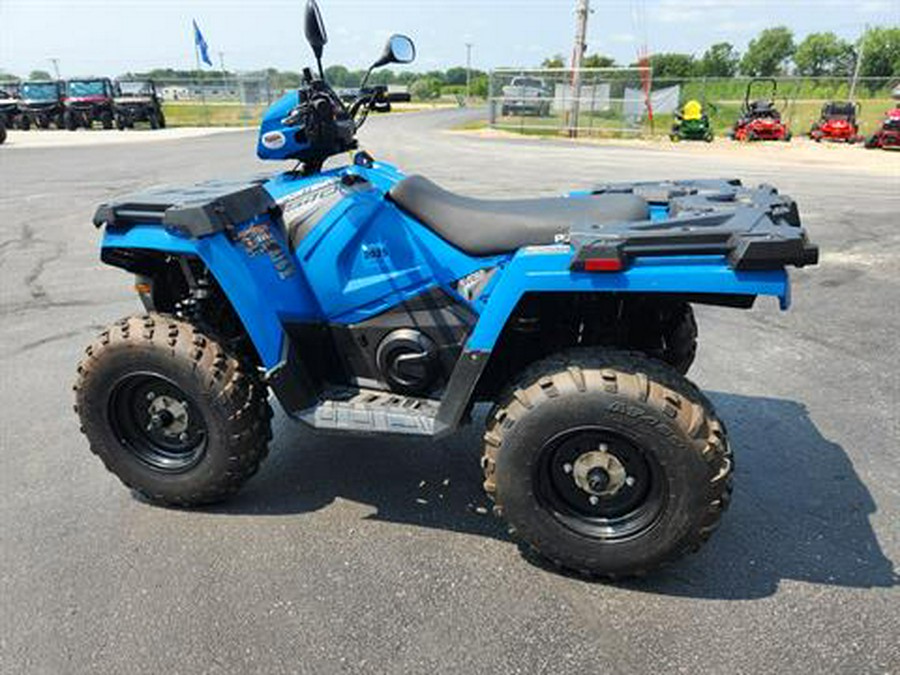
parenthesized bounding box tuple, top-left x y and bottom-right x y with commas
(304, 0, 328, 58)
(372, 34, 416, 69)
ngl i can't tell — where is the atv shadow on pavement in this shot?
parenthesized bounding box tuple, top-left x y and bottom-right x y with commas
(204, 392, 897, 598)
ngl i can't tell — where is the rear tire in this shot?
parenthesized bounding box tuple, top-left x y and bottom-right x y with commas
(654, 302, 698, 375)
(74, 314, 272, 507)
(64, 110, 78, 131)
(0, 119, 6, 145)
(482, 350, 731, 578)
(101, 110, 113, 130)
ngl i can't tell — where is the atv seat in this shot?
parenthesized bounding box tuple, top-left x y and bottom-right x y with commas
(389, 175, 649, 256)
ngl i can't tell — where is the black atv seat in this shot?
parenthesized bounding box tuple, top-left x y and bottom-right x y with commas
(389, 175, 649, 256)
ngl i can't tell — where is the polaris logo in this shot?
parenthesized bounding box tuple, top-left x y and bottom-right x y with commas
(262, 131, 286, 150)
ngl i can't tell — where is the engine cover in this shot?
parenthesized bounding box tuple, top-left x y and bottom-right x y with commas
(376, 329, 438, 395)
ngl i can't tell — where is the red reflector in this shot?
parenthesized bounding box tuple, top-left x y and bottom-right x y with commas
(584, 258, 623, 272)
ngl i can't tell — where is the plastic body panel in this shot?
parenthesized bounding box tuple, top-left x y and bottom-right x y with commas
(99, 161, 796, 413)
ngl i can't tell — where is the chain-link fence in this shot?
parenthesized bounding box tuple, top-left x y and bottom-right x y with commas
(137, 75, 278, 127)
(489, 69, 898, 138)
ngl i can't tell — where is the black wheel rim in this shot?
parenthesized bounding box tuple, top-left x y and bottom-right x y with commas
(108, 373, 207, 473)
(535, 426, 666, 541)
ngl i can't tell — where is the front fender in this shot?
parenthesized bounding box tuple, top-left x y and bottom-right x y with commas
(102, 224, 317, 369)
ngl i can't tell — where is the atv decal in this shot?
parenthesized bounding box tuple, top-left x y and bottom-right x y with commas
(236, 221, 296, 279)
(277, 178, 346, 246)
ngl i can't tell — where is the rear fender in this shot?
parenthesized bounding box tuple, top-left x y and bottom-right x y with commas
(101, 224, 318, 370)
(465, 246, 790, 352)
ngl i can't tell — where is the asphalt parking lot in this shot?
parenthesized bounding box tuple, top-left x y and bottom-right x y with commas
(1, 110, 897, 674)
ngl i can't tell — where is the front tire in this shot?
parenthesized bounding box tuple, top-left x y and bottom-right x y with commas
(482, 350, 732, 578)
(74, 314, 272, 507)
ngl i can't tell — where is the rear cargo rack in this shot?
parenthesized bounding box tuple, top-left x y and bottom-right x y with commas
(571, 179, 818, 272)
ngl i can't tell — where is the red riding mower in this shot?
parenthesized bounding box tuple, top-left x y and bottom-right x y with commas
(729, 78, 792, 142)
(865, 108, 900, 150)
(809, 101, 863, 143)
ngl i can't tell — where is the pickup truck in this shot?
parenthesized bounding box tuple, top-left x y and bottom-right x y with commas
(501, 76, 551, 117)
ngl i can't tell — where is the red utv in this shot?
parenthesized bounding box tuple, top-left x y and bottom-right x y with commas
(729, 78, 792, 142)
(809, 101, 863, 143)
(865, 108, 900, 150)
(64, 78, 116, 130)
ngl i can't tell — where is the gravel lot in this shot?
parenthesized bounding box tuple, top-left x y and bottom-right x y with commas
(1, 109, 897, 674)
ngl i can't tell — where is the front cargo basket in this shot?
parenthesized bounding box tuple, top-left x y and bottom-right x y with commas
(93, 178, 276, 238)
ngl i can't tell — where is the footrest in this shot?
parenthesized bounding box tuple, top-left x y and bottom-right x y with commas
(298, 389, 439, 436)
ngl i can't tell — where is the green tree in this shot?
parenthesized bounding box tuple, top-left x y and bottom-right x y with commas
(470, 74, 489, 98)
(324, 65, 355, 87)
(697, 42, 739, 77)
(424, 70, 448, 84)
(583, 53, 616, 68)
(542, 54, 565, 68)
(649, 53, 696, 79)
(410, 77, 441, 100)
(740, 27, 795, 76)
(444, 67, 468, 85)
(794, 32, 853, 76)
(369, 69, 395, 86)
(858, 26, 900, 78)
(29, 69, 53, 80)
(267, 70, 301, 90)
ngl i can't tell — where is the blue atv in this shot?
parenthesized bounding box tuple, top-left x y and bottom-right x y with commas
(74, 1, 818, 578)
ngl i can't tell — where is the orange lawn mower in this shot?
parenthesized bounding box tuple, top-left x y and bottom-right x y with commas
(729, 78, 792, 142)
(809, 101, 864, 143)
(865, 107, 900, 150)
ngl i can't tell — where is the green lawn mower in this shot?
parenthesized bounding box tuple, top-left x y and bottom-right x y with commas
(670, 100, 714, 142)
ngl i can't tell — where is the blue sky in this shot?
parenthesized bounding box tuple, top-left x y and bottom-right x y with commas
(1, 0, 896, 77)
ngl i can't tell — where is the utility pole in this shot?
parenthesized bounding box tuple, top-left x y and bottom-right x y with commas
(218, 51, 228, 99)
(569, 0, 590, 137)
(49, 58, 60, 80)
(465, 42, 473, 101)
(849, 26, 866, 101)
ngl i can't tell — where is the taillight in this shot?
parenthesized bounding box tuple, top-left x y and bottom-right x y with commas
(583, 257, 624, 272)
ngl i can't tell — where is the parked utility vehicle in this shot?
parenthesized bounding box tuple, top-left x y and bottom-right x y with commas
(75, 1, 818, 578)
(17, 80, 66, 130)
(114, 80, 166, 130)
(729, 78, 792, 142)
(64, 78, 116, 130)
(0, 83, 21, 135)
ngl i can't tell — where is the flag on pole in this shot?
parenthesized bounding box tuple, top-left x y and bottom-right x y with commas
(193, 19, 212, 66)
